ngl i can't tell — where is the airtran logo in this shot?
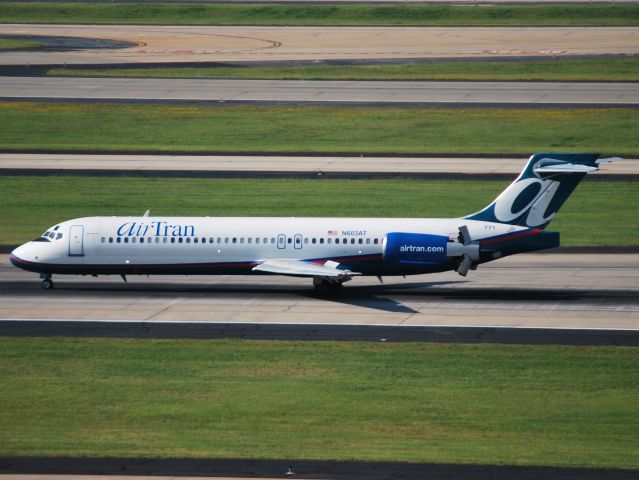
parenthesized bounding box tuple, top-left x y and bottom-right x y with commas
(117, 221, 196, 237)
(493, 177, 560, 227)
(400, 245, 445, 253)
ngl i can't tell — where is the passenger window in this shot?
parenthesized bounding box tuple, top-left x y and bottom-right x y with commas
(358, 238, 363, 244)
(366, 238, 370, 244)
(124, 238, 129, 243)
(287, 237, 292, 244)
(202, 237, 206, 243)
(140, 238, 144, 244)
(155, 237, 160, 244)
(232, 237, 237, 244)
(320, 238, 324, 244)
(270, 238, 275, 244)
(179, 238, 184, 244)
(312, 238, 316, 244)
(327, 238, 332, 244)
(117, 237, 121, 243)
(240, 238, 245, 244)
(186, 238, 191, 243)
(171, 238, 176, 244)
(374, 238, 379, 245)
(248, 238, 253, 244)
(163, 237, 167, 244)
(108, 237, 113, 243)
(351, 238, 355, 244)
(256, 238, 260, 244)
(101, 237, 105, 243)
(264, 238, 269, 244)
(225, 238, 229, 244)
(304, 238, 308, 244)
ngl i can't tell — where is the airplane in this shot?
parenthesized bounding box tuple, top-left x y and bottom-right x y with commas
(10, 153, 616, 296)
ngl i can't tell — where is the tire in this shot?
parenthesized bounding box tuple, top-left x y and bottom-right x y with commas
(314, 280, 340, 297)
(41, 278, 54, 290)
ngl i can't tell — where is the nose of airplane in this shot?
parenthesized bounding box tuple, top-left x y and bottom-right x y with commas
(10, 242, 34, 267)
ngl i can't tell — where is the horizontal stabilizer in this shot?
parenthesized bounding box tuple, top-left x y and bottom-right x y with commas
(253, 259, 360, 280)
(534, 163, 598, 174)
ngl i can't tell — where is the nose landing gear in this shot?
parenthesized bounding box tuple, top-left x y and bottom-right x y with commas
(40, 273, 54, 290)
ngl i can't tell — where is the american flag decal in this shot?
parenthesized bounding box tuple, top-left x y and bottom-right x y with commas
(328, 230, 337, 236)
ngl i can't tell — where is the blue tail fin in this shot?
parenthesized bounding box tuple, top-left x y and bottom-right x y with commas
(466, 153, 607, 229)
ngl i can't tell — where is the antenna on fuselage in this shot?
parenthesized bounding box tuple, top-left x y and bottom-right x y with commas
(143, 209, 151, 217)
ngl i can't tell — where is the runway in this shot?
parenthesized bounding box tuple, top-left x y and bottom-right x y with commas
(1, 153, 636, 176)
(3, 254, 638, 331)
(1, 25, 638, 65)
(3, 76, 638, 106)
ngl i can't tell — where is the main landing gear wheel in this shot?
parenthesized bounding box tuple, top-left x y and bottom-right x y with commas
(41, 278, 54, 290)
(313, 278, 342, 297)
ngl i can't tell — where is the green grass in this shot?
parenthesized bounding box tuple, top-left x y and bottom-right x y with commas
(0, 176, 636, 247)
(1, 102, 638, 155)
(49, 57, 639, 82)
(0, 38, 43, 50)
(1, 3, 638, 26)
(0, 338, 637, 467)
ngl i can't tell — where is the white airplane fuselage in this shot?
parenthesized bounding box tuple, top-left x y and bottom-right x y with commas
(11, 216, 522, 278)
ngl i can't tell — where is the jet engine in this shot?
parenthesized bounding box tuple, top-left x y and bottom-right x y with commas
(383, 226, 479, 276)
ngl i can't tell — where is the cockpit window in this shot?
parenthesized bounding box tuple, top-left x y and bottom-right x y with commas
(35, 228, 59, 242)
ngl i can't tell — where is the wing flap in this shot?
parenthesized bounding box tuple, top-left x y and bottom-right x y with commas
(252, 259, 360, 280)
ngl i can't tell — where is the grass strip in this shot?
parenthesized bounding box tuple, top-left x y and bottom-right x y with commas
(1, 102, 638, 156)
(0, 38, 43, 50)
(1, 3, 639, 26)
(49, 58, 639, 82)
(1, 337, 637, 467)
(0, 176, 636, 247)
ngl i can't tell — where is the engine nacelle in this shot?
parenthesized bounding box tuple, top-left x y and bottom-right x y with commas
(383, 232, 450, 266)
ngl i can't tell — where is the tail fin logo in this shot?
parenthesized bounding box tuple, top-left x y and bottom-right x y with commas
(465, 153, 602, 229)
(493, 177, 559, 227)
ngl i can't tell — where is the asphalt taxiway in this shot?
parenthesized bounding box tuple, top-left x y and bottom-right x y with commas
(3, 76, 638, 106)
(1, 25, 637, 65)
(1, 458, 638, 480)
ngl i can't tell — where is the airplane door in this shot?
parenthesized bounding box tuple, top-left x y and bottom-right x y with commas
(277, 234, 286, 249)
(68, 225, 84, 256)
(294, 234, 302, 250)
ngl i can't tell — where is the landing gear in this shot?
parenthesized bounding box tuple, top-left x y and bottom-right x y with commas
(40, 273, 54, 290)
(313, 277, 343, 297)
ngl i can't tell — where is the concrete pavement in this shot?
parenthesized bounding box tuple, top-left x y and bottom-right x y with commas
(2, 76, 638, 105)
(1, 153, 635, 176)
(1, 25, 638, 65)
(3, 253, 638, 330)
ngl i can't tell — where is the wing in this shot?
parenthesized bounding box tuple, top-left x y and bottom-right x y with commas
(252, 259, 360, 281)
